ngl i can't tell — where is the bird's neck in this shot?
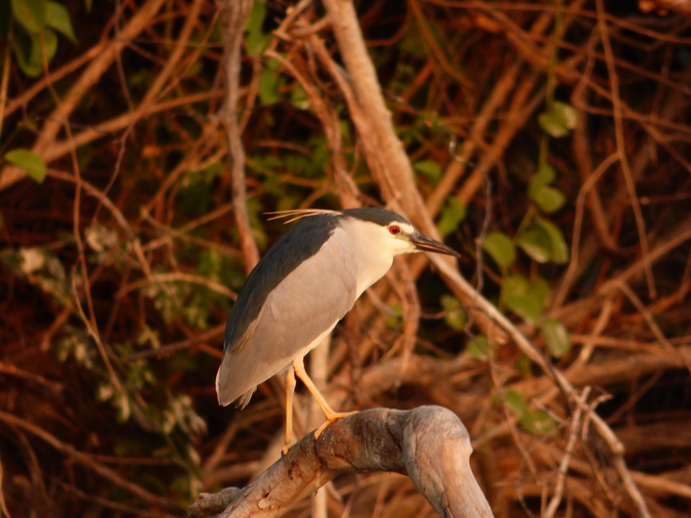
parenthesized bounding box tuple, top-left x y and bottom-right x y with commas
(336, 222, 396, 297)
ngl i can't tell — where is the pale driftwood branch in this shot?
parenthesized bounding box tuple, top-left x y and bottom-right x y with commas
(188, 406, 493, 518)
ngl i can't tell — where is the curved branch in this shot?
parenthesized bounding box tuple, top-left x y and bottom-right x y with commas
(189, 406, 493, 518)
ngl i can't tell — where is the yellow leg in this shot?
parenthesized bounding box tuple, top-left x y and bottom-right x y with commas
(292, 356, 356, 439)
(283, 367, 297, 455)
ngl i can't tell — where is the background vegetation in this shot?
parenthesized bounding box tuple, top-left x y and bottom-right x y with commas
(0, 0, 689, 516)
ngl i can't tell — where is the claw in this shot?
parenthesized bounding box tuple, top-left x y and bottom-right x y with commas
(282, 437, 297, 456)
(313, 410, 357, 439)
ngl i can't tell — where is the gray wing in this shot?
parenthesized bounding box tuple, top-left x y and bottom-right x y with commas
(216, 227, 358, 406)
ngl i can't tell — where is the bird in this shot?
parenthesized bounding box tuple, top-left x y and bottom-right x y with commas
(216, 207, 461, 448)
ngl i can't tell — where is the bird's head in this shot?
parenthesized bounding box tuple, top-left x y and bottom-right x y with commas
(341, 207, 461, 259)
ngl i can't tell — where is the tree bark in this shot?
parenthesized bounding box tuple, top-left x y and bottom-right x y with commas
(188, 406, 493, 518)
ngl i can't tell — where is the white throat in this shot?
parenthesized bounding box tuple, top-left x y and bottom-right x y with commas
(338, 218, 415, 297)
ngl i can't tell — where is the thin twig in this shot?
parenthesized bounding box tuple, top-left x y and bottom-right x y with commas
(544, 387, 590, 518)
(0, 411, 178, 511)
(596, 0, 655, 299)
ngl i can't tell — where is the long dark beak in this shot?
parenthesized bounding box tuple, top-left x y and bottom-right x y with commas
(410, 232, 461, 258)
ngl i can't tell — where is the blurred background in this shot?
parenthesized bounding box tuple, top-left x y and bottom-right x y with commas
(0, 0, 690, 516)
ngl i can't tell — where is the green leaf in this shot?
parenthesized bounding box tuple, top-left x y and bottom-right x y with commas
(516, 223, 551, 263)
(258, 60, 283, 105)
(538, 101, 578, 138)
(245, 0, 270, 56)
(503, 274, 550, 324)
(503, 273, 529, 296)
(437, 197, 466, 237)
(541, 317, 570, 358)
(528, 163, 565, 213)
(384, 303, 403, 330)
(530, 276, 551, 309)
(12, 26, 58, 77)
(39, 25, 58, 63)
(531, 184, 566, 213)
(290, 84, 309, 110)
(245, 1, 264, 32)
(46, 1, 76, 42)
(520, 409, 558, 435)
(4, 148, 46, 182)
(504, 275, 541, 323)
(554, 101, 578, 129)
(531, 162, 556, 188)
(535, 216, 569, 264)
(538, 111, 566, 138)
(246, 27, 271, 56)
(515, 355, 532, 377)
(482, 231, 516, 269)
(467, 334, 489, 360)
(505, 389, 557, 435)
(504, 389, 528, 415)
(441, 295, 467, 331)
(11, 28, 38, 77)
(413, 160, 442, 181)
(11, 0, 47, 33)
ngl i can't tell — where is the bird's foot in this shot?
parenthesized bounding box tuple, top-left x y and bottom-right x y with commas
(313, 410, 358, 439)
(282, 440, 297, 456)
(282, 431, 298, 456)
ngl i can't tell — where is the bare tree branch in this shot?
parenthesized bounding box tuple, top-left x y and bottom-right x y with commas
(0, 0, 168, 190)
(320, 0, 506, 345)
(188, 406, 493, 518)
(218, 0, 259, 271)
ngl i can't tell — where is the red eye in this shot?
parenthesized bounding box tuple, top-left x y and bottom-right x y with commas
(389, 225, 401, 235)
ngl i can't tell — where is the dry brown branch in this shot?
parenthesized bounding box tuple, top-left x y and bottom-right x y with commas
(544, 387, 589, 518)
(218, 0, 259, 272)
(0, 0, 167, 190)
(116, 272, 237, 299)
(427, 61, 520, 214)
(0, 410, 176, 511)
(8, 92, 219, 172)
(639, 0, 691, 15)
(4, 37, 108, 119)
(595, 0, 656, 300)
(123, 324, 225, 362)
(188, 407, 493, 518)
(571, 92, 622, 254)
(263, 47, 360, 208)
(321, 0, 506, 344)
(553, 152, 620, 308)
(430, 257, 653, 518)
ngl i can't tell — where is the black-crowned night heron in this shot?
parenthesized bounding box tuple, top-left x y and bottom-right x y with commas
(216, 208, 461, 447)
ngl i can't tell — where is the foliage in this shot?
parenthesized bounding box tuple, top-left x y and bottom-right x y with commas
(3, 147, 46, 182)
(5, 0, 76, 77)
